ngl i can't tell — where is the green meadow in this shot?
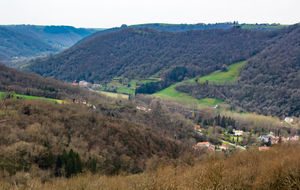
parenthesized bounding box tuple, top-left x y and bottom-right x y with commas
(154, 84, 222, 107)
(0, 92, 67, 104)
(154, 61, 246, 107)
(96, 91, 129, 99)
(190, 61, 246, 84)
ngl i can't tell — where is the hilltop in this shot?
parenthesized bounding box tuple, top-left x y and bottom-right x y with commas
(79, 22, 287, 44)
(3, 25, 100, 49)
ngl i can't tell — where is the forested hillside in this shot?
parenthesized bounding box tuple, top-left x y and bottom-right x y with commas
(0, 62, 87, 100)
(25, 27, 278, 83)
(176, 24, 300, 117)
(0, 99, 190, 179)
(3, 25, 100, 49)
(0, 26, 58, 62)
(79, 22, 287, 44)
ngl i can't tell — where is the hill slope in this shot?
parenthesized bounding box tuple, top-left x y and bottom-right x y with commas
(3, 25, 100, 49)
(176, 24, 300, 117)
(0, 26, 58, 62)
(0, 62, 84, 100)
(24, 27, 279, 83)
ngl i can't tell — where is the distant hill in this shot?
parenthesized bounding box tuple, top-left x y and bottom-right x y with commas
(78, 22, 288, 44)
(176, 24, 300, 117)
(3, 25, 101, 49)
(25, 27, 280, 83)
(0, 26, 58, 62)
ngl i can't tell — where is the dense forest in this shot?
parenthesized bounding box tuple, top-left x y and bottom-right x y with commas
(25, 27, 280, 83)
(3, 25, 99, 49)
(79, 22, 286, 44)
(0, 99, 188, 178)
(176, 24, 300, 117)
(135, 66, 187, 94)
(0, 26, 58, 62)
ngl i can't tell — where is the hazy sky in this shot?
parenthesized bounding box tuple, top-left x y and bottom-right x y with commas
(1, 0, 299, 28)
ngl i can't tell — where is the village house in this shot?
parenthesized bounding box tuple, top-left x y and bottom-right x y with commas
(197, 142, 210, 147)
(287, 135, 299, 141)
(219, 144, 229, 151)
(194, 125, 201, 132)
(207, 145, 215, 151)
(285, 117, 294, 123)
(259, 146, 270, 151)
(82, 100, 87, 105)
(233, 129, 243, 136)
(258, 133, 274, 142)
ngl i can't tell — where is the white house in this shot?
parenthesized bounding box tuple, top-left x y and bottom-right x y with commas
(285, 117, 294, 123)
(233, 129, 243, 136)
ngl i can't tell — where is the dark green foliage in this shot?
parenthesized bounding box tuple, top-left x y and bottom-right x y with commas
(26, 27, 273, 83)
(204, 115, 236, 128)
(135, 66, 187, 94)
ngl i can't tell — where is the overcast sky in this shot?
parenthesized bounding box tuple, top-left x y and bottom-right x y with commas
(1, 0, 299, 28)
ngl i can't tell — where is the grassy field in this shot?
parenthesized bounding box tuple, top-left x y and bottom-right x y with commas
(154, 84, 222, 107)
(190, 61, 246, 84)
(103, 78, 160, 94)
(241, 24, 288, 30)
(153, 61, 246, 107)
(96, 91, 129, 99)
(0, 92, 68, 104)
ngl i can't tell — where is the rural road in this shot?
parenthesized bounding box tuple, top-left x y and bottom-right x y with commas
(221, 140, 246, 150)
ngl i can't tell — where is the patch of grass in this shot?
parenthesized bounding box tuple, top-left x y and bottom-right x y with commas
(231, 136, 244, 142)
(96, 91, 129, 99)
(241, 24, 288, 30)
(190, 61, 246, 84)
(0, 92, 68, 104)
(154, 84, 222, 107)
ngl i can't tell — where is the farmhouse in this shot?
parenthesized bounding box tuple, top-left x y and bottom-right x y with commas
(219, 144, 229, 151)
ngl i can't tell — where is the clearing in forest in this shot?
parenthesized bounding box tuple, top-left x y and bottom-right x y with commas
(154, 84, 222, 107)
(0, 92, 68, 104)
(190, 61, 246, 84)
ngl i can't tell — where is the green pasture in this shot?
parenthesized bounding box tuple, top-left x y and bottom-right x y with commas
(96, 91, 129, 99)
(0, 92, 68, 104)
(190, 61, 246, 84)
(154, 84, 222, 107)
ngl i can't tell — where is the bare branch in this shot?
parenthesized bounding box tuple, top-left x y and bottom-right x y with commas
(0, 119, 9, 123)
(14, 181, 19, 190)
